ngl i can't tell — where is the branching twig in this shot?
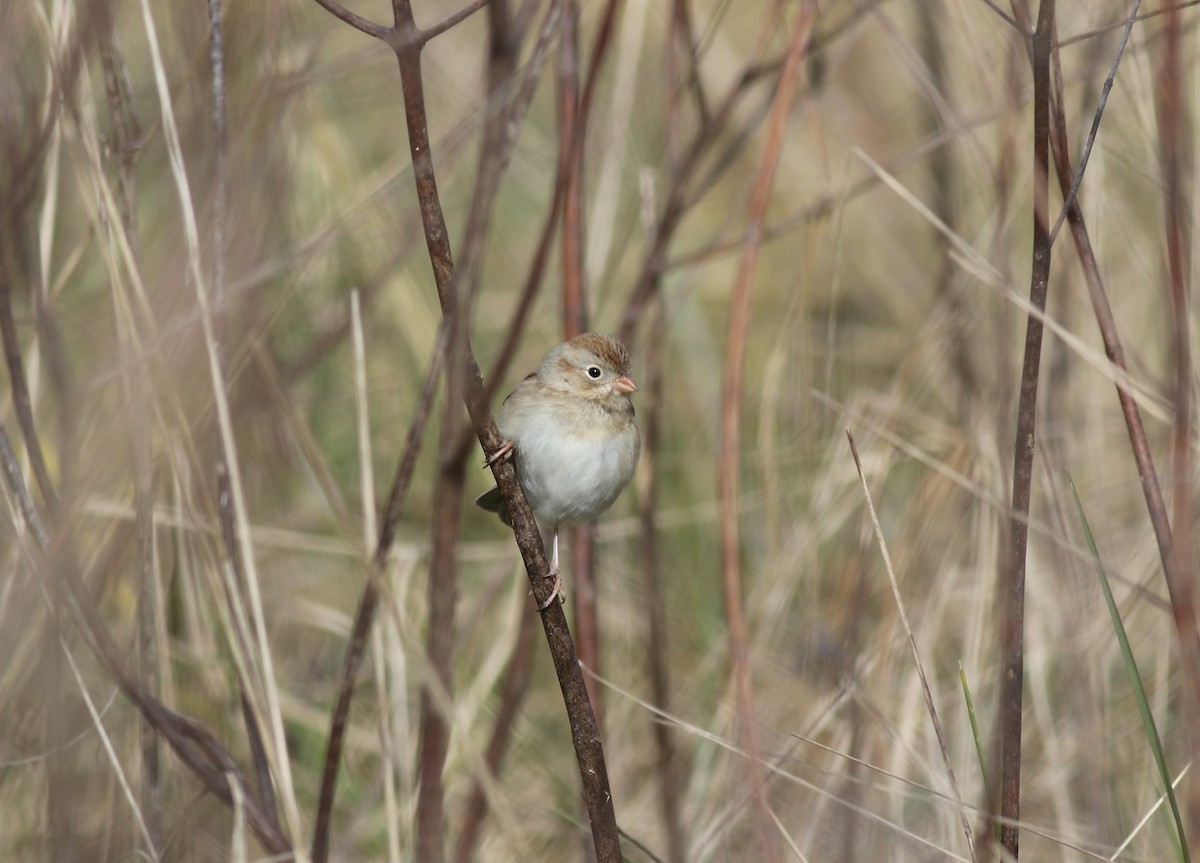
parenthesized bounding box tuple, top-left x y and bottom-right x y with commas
(617, 4, 810, 349)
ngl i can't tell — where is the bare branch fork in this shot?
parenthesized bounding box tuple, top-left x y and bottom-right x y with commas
(306, 1, 622, 860)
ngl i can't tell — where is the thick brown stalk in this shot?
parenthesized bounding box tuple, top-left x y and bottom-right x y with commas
(416, 399, 466, 863)
(999, 3, 1053, 858)
(716, 8, 812, 861)
(559, 0, 586, 339)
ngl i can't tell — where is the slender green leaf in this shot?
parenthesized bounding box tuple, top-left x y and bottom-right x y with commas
(958, 662, 998, 843)
(1069, 474, 1189, 863)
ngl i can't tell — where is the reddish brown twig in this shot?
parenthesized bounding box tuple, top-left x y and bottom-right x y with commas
(556, 0, 601, 731)
(717, 7, 813, 860)
(556, 8, 626, 852)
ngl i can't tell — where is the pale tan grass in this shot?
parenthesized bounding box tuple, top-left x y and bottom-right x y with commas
(352, 289, 403, 863)
(136, 0, 305, 852)
(59, 635, 159, 860)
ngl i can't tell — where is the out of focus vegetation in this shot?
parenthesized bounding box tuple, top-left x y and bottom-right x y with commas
(1, 1, 1196, 860)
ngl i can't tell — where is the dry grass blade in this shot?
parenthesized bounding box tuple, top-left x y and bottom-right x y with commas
(134, 0, 305, 850)
(59, 634, 159, 861)
(846, 430, 977, 862)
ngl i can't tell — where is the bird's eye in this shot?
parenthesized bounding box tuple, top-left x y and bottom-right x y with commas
(587, 366, 602, 379)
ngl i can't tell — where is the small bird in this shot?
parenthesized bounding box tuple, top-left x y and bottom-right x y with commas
(476, 333, 641, 609)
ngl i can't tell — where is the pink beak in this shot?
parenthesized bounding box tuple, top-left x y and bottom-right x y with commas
(613, 374, 638, 394)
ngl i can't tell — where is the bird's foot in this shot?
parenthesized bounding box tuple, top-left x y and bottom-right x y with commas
(483, 440, 515, 468)
(537, 565, 563, 611)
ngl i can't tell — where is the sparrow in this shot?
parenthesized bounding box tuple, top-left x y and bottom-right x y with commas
(476, 333, 640, 608)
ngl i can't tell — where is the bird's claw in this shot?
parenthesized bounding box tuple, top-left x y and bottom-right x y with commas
(483, 440, 515, 469)
(536, 567, 563, 611)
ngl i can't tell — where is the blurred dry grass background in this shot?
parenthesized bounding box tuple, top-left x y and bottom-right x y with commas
(1, 0, 1197, 860)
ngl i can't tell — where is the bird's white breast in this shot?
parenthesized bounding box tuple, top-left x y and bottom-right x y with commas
(498, 395, 639, 526)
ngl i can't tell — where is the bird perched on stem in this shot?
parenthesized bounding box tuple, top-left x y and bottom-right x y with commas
(476, 333, 641, 609)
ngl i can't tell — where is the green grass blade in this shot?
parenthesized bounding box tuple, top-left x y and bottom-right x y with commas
(1069, 474, 1189, 863)
(958, 661, 998, 843)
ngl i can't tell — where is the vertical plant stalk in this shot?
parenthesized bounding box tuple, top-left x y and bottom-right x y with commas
(1154, 1, 1200, 840)
(557, 0, 622, 741)
(638, 295, 687, 863)
(97, 0, 161, 845)
(999, 3, 1053, 858)
(206, 0, 281, 831)
(557, 0, 601, 734)
(559, 0, 586, 339)
(415, 1, 521, 858)
(417, 354, 467, 863)
(717, 8, 812, 860)
(557, 0, 598, 721)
